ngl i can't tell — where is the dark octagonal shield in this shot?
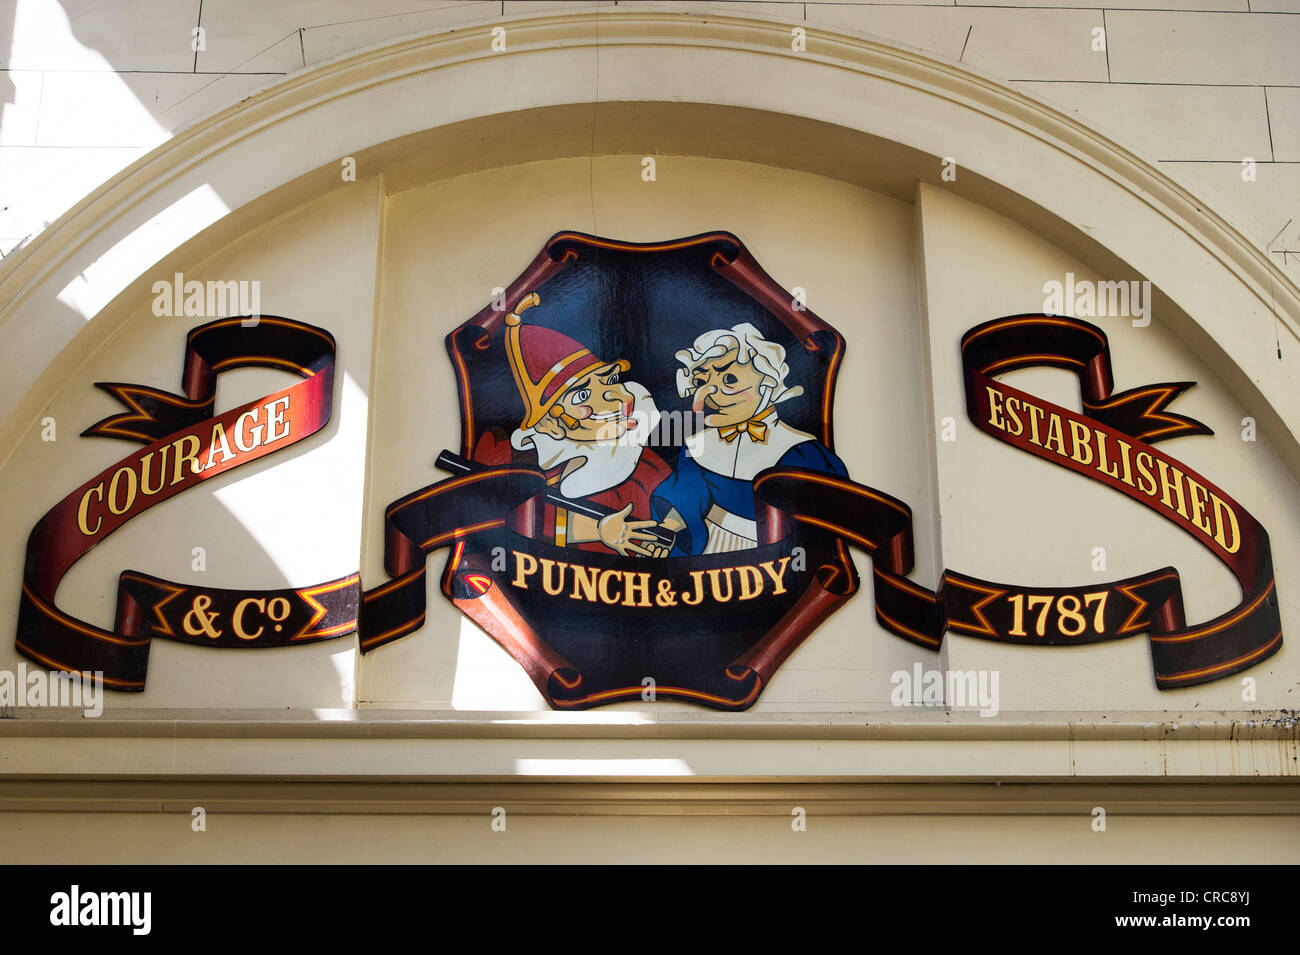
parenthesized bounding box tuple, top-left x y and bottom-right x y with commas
(434, 231, 862, 710)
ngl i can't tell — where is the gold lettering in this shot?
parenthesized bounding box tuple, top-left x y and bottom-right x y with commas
(264, 396, 290, 443)
(76, 484, 104, 536)
(736, 565, 763, 600)
(1135, 451, 1157, 496)
(1210, 493, 1241, 554)
(1094, 431, 1121, 481)
(623, 571, 651, 608)
(232, 598, 265, 640)
(759, 558, 792, 596)
(598, 570, 622, 606)
(139, 446, 170, 496)
(985, 386, 1006, 431)
(205, 421, 236, 470)
(172, 434, 202, 484)
(1026, 403, 1046, 447)
(707, 568, 734, 602)
(570, 564, 600, 602)
(107, 465, 137, 516)
(1116, 438, 1135, 487)
(1156, 459, 1190, 519)
(511, 551, 538, 588)
(540, 558, 565, 596)
(233, 408, 263, 453)
(1043, 413, 1067, 455)
(682, 571, 706, 606)
(1003, 396, 1025, 437)
(1067, 419, 1093, 466)
(1186, 477, 1213, 535)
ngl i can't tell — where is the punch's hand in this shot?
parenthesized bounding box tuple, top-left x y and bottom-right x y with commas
(599, 504, 662, 557)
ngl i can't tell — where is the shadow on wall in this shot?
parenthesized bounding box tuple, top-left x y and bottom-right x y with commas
(0, 3, 395, 710)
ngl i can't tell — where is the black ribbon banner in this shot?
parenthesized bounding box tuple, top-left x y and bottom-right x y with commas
(17, 317, 360, 689)
(763, 314, 1281, 689)
(15, 313, 1283, 699)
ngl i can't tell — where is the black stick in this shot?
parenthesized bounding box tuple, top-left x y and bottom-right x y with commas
(435, 450, 675, 548)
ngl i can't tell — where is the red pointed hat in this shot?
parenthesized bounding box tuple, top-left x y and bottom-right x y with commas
(504, 292, 629, 429)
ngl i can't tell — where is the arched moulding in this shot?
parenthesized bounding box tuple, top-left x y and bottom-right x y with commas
(0, 8, 1295, 473)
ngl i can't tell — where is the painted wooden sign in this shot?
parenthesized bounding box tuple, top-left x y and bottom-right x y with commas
(15, 232, 1282, 707)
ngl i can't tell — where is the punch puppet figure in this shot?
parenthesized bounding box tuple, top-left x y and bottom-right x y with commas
(472, 293, 673, 556)
(653, 322, 847, 555)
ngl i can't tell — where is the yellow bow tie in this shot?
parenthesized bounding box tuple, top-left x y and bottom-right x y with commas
(719, 408, 775, 444)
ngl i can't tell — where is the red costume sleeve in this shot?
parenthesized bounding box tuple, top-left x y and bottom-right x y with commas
(472, 430, 514, 466)
(583, 449, 671, 527)
(630, 449, 671, 501)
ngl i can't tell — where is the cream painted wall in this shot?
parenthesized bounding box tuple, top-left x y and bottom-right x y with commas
(358, 154, 936, 712)
(2, 0, 1297, 293)
(2, 806, 1296, 864)
(0, 180, 381, 708)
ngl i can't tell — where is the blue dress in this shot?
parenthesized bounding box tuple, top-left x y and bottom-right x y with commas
(652, 439, 847, 556)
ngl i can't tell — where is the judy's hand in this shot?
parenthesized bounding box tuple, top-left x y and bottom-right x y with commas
(640, 509, 685, 557)
(640, 528, 676, 557)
